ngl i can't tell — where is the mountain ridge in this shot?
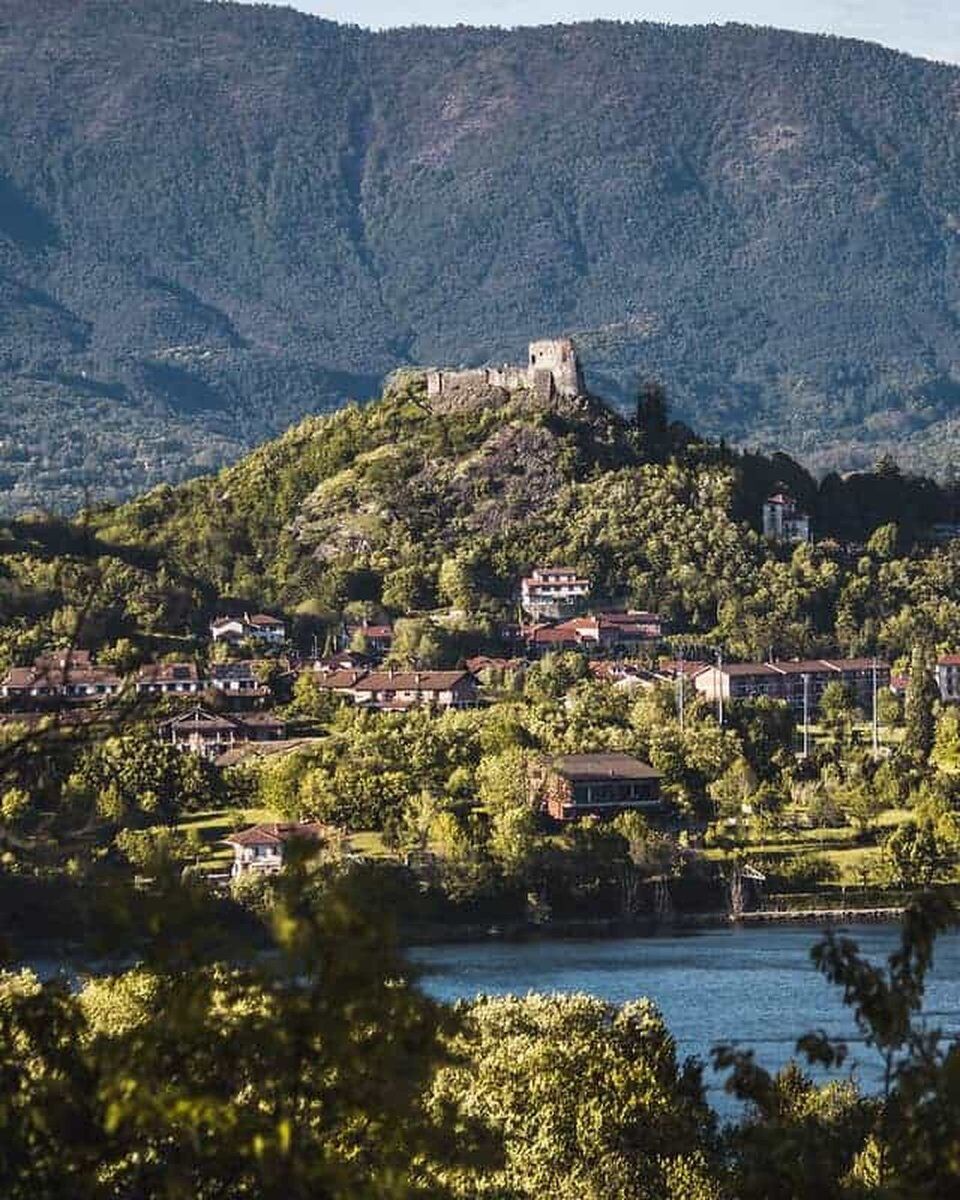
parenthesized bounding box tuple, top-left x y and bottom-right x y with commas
(2, 0, 960, 509)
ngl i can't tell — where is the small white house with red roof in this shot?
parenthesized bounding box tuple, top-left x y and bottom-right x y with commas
(210, 612, 286, 646)
(224, 821, 330, 878)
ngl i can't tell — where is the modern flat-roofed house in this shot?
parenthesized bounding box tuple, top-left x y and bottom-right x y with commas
(136, 662, 204, 696)
(530, 752, 662, 822)
(210, 612, 286, 646)
(762, 492, 811, 544)
(937, 655, 960, 702)
(520, 567, 591, 620)
(0, 651, 123, 704)
(224, 821, 330, 878)
(351, 669, 479, 711)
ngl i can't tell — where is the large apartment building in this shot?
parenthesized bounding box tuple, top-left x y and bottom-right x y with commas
(694, 658, 890, 713)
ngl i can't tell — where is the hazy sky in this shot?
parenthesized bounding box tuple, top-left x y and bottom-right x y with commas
(251, 1, 960, 65)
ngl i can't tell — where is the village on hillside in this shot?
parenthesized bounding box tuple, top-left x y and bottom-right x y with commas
(1, 531, 955, 906)
(3, 342, 960, 931)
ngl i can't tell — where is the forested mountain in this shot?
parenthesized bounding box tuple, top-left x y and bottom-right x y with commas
(2, 0, 960, 511)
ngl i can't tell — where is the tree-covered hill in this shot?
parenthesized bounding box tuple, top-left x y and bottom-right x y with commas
(72, 371, 960, 668)
(2, 0, 960, 511)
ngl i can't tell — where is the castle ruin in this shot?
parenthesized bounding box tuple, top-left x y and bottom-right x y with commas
(426, 338, 584, 402)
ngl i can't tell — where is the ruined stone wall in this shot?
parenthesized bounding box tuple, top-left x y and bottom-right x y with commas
(427, 339, 583, 400)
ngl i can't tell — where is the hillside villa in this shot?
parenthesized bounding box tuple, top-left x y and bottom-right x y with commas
(519, 610, 663, 656)
(158, 706, 286, 759)
(210, 612, 286, 646)
(520, 567, 591, 620)
(342, 620, 394, 656)
(314, 667, 479, 711)
(762, 492, 811, 544)
(136, 662, 204, 696)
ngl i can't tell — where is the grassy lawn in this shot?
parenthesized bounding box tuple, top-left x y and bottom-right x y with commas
(704, 808, 914, 885)
(173, 812, 398, 867)
(347, 830, 394, 859)
(177, 807, 275, 866)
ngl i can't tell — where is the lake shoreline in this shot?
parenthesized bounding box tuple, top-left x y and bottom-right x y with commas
(7, 906, 908, 972)
(399, 905, 906, 947)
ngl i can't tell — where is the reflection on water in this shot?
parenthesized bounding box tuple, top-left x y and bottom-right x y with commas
(409, 923, 960, 1110)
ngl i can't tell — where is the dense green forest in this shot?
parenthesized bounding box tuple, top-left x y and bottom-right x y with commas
(2, 0, 960, 510)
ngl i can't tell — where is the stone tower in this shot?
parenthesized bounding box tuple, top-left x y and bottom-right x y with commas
(425, 336, 585, 401)
(527, 338, 584, 399)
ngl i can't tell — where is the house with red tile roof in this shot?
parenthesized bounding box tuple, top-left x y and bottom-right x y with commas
(313, 668, 479, 710)
(136, 662, 204, 696)
(343, 620, 394, 656)
(224, 821, 331, 878)
(210, 612, 286, 646)
(351, 669, 479, 711)
(0, 651, 123, 705)
(530, 752, 662, 822)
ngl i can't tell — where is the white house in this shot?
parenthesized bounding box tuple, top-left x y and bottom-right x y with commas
(209, 660, 270, 696)
(224, 822, 330, 877)
(210, 612, 286, 646)
(0, 651, 123, 703)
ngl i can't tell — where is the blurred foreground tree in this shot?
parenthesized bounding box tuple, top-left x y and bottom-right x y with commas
(0, 848, 491, 1198)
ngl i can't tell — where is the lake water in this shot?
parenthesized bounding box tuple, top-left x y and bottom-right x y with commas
(410, 923, 960, 1110)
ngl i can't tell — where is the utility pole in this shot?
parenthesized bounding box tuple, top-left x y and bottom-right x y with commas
(716, 647, 724, 728)
(677, 646, 685, 731)
(872, 656, 880, 756)
(802, 671, 810, 759)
